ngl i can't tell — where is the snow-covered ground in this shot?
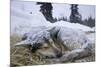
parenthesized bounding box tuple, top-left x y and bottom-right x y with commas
(11, 1, 95, 36)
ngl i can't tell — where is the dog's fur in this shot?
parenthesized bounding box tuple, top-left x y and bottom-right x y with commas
(15, 26, 94, 62)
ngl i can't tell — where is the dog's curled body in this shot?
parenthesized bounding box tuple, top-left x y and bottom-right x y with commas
(15, 26, 94, 62)
(58, 27, 90, 50)
(48, 27, 93, 62)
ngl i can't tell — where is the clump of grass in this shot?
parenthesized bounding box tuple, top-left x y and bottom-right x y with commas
(10, 34, 48, 66)
(10, 34, 22, 46)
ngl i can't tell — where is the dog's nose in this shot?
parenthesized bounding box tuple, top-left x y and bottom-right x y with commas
(56, 51, 62, 58)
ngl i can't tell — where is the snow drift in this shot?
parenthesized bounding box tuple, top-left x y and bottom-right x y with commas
(10, 1, 94, 35)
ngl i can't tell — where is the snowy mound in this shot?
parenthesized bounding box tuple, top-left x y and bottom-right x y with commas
(47, 21, 93, 32)
(10, 1, 93, 35)
(11, 4, 51, 35)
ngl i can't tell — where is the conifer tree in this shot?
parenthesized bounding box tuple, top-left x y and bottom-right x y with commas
(37, 2, 54, 23)
(70, 4, 82, 23)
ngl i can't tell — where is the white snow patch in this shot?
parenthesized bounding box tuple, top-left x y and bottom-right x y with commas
(11, 2, 51, 35)
(46, 21, 93, 32)
(10, 1, 94, 35)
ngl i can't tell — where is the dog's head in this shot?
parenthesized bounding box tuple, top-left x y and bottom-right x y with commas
(33, 42, 62, 58)
(15, 28, 62, 58)
(15, 39, 62, 58)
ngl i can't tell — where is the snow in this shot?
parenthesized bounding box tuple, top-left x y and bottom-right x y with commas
(11, 1, 51, 35)
(10, 1, 94, 35)
(46, 21, 93, 32)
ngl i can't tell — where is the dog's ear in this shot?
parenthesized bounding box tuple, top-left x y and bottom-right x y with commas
(46, 27, 56, 32)
(15, 40, 30, 46)
(22, 33, 28, 40)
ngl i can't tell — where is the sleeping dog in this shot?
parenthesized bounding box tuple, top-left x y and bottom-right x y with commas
(15, 26, 93, 62)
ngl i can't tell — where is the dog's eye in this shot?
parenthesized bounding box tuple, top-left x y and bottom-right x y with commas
(44, 46, 49, 49)
(41, 43, 49, 48)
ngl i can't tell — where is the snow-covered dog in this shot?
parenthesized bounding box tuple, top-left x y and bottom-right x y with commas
(15, 28, 62, 58)
(15, 26, 93, 62)
(48, 26, 93, 62)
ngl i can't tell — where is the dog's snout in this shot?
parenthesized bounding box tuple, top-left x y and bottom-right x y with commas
(55, 51, 62, 58)
(56, 53, 62, 58)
